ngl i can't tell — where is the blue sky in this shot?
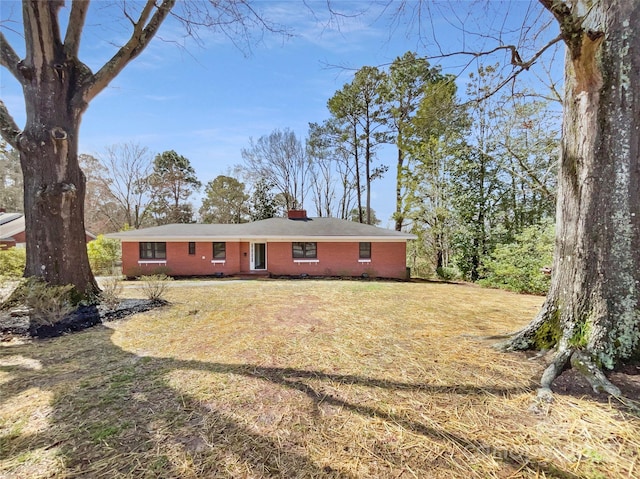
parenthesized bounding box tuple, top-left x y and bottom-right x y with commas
(0, 1, 560, 227)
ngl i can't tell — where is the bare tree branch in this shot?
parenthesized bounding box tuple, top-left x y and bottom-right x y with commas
(499, 140, 554, 199)
(83, 0, 176, 103)
(63, 0, 90, 58)
(0, 30, 22, 79)
(0, 99, 22, 149)
(459, 33, 563, 105)
(22, 1, 63, 71)
(538, 0, 580, 45)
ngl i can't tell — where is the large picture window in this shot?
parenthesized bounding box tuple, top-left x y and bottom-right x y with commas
(292, 242, 317, 258)
(140, 242, 166, 259)
(359, 242, 371, 259)
(213, 242, 226, 259)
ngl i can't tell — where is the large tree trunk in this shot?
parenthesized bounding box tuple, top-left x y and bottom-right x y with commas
(503, 0, 640, 396)
(16, 1, 98, 298)
(19, 111, 98, 297)
(1, 1, 174, 298)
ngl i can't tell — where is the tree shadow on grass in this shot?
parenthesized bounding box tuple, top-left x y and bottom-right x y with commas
(1, 325, 581, 478)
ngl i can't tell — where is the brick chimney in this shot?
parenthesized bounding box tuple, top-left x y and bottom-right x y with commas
(287, 209, 307, 219)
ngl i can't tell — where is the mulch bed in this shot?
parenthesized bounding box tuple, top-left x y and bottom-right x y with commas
(0, 299, 165, 340)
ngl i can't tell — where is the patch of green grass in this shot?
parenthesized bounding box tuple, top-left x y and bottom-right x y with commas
(150, 455, 171, 473)
(89, 422, 129, 442)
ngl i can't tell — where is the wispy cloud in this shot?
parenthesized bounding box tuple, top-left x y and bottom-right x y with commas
(143, 94, 182, 102)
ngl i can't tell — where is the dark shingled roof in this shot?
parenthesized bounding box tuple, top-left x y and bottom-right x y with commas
(106, 217, 417, 242)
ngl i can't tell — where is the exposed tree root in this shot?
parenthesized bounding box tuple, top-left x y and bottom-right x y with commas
(570, 350, 622, 396)
(495, 300, 556, 353)
(536, 347, 572, 401)
(498, 319, 628, 403)
(512, 343, 624, 402)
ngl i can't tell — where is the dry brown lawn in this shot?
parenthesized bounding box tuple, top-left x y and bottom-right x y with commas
(1, 279, 638, 478)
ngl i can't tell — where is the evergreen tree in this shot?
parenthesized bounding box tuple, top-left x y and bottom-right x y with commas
(148, 150, 201, 225)
(248, 179, 280, 221)
(328, 66, 388, 224)
(199, 175, 249, 224)
(384, 52, 446, 231)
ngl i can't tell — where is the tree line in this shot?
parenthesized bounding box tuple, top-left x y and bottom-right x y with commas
(1, 53, 559, 290)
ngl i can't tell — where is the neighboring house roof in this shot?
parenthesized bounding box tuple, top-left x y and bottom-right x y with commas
(0, 213, 96, 242)
(0, 213, 25, 241)
(106, 217, 417, 242)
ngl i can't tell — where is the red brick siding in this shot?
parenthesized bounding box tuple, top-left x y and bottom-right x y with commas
(12, 231, 26, 243)
(122, 241, 242, 277)
(266, 241, 407, 279)
(240, 242, 251, 272)
(121, 240, 409, 279)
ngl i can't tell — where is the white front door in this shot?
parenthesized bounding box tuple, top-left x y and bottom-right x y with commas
(251, 242, 267, 270)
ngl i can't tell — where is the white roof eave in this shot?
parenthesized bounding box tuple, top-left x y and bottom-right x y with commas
(107, 234, 416, 242)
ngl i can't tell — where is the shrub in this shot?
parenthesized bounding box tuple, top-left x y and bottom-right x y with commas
(100, 275, 124, 309)
(21, 278, 75, 327)
(0, 247, 26, 278)
(410, 260, 434, 279)
(138, 274, 172, 302)
(87, 235, 121, 276)
(479, 220, 554, 295)
(127, 265, 171, 280)
(436, 266, 460, 281)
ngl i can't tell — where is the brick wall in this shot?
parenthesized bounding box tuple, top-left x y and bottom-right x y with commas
(121, 240, 409, 279)
(266, 241, 408, 279)
(122, 241, 242, 277)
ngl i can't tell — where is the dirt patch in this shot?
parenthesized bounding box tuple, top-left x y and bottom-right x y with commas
(551, 360, 640, 402)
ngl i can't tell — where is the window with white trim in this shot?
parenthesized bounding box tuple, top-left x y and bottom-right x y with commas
(140, 242, 166, 259)
(213, 242, 226, 259)
(292, 242, 317, 258)
(359, 242, 371, 259)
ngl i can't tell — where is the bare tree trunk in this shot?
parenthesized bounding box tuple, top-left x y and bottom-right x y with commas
(353, 129, 363, 223)
(365, 118, 372, 225)
(502, 0, 640, 396)
(395, 148, 405, 231)
(16, 1, 98, 297)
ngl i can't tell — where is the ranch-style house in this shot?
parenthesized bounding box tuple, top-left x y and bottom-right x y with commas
(107, 210, 416, 280)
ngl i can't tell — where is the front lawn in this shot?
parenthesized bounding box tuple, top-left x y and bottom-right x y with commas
(1, 280, 638, 478)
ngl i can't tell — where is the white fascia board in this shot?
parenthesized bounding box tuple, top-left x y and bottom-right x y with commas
(112, 235, 414, 243)
(253, 236, 413, 242)
(111, 235, 243, 242)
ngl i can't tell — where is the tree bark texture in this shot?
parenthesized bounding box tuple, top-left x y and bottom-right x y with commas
(17, 1, 98, 297)
(505, 1, 640, 386)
